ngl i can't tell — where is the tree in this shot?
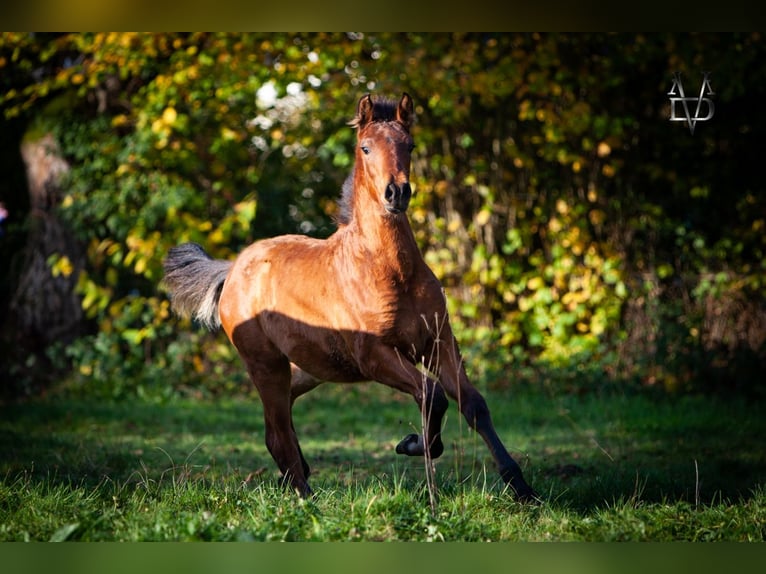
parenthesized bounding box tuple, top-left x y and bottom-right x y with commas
(1, 33, 764, 398)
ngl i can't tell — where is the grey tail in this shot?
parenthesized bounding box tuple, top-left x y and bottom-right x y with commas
(162, 242, 232, 330)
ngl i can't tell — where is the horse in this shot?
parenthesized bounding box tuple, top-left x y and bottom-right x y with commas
(162, 92, 537, 502)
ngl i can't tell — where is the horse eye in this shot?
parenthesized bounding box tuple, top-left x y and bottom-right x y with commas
(408, 143, 415, 153)
(361, 145, 370, 155)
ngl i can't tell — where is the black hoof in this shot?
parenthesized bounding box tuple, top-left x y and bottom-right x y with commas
(279, 474, 313, 498)
(504, 478, 541, 504)
(514, 485, 542, 505)
(395, 433, 425, 456)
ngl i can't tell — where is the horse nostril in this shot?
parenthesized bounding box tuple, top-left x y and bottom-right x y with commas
(384, 182, 411, 214)
(385, 183, 397, 203)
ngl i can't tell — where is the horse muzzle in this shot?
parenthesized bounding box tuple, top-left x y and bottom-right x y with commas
(384, 182, 412, 214)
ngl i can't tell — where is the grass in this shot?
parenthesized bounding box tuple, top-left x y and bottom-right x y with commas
(1, 382, 764, 541)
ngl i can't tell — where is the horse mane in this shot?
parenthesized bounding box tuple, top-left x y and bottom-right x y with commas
(335, 170, 355, 226)
(336, 96, 404, 226)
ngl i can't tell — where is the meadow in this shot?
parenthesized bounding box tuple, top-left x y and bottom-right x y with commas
(1, 381, 764, 541)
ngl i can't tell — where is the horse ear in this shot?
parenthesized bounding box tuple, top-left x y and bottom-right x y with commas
(356, 93, 374, 128)
(397, 92, 413, 128)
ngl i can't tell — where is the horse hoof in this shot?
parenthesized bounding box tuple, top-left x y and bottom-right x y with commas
(514, 484, 542, 505)
(395, 433, 424, 456)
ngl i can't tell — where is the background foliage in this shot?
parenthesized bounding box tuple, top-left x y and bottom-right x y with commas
(1, 33, 764, 399)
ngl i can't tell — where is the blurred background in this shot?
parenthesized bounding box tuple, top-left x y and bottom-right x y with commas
(1, 33, 764, 401)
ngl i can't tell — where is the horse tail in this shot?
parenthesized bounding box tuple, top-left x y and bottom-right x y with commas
(162, 242, 232, 330)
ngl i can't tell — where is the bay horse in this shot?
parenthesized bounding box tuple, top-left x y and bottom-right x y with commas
(163, 93, 537, 502)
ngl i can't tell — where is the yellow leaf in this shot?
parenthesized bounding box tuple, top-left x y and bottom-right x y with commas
(209, 228, 225, 245)
(235, 199, 257, 225)
(221, 127, 238, 141)
(162, 107, 177, 126)
(527, 276, 544, 291)
(51, 255, 74, 277)
(475, 209, 491, 227)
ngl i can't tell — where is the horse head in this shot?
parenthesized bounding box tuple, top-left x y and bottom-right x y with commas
(351, 93, 415, 215)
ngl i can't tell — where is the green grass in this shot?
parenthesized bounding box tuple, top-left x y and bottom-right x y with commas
(1, 383, 764, 541)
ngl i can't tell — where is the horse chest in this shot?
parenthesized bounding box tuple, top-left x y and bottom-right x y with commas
(381, 278, 444, 354)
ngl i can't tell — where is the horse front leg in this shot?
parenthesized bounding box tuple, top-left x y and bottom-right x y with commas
(459, 388, 538, 501)
(366, 346, 448, 460)
(394, 375, 447, 459)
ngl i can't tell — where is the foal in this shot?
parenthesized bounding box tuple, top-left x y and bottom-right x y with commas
(163, 93, 537, 501)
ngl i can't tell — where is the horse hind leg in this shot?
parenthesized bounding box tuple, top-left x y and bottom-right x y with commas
(263, 385, 312, 496)
(244, 355, 313, 496)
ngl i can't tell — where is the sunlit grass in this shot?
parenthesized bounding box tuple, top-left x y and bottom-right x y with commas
(1, 383, 764, 541)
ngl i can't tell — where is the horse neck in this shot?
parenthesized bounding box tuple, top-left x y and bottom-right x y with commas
(344, 184, 421, 281)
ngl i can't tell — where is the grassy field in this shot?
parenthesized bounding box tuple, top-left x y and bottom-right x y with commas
(1, 382, 764, 541)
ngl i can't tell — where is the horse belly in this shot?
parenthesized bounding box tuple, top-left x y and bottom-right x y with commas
(279, 329, 365, 383)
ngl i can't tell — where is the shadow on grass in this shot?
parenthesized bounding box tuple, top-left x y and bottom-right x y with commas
(1, 383, 764, 513)
(0, 399, 270, 488)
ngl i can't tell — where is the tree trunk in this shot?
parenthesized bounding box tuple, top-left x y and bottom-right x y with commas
(4, 132, 85, 395)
